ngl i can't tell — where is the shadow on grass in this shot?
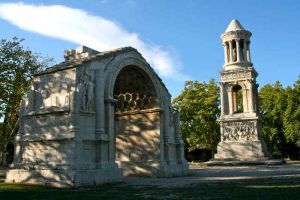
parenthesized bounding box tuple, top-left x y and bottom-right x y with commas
(1, 178, 300, 200)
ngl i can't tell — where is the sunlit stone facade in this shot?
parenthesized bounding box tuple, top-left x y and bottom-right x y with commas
(6, 46, 188, 187)
(214, 20, 270, 160)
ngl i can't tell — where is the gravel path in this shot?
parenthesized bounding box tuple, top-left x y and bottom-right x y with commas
(124, 162, 300, 188)
(1, 162, 299, 187)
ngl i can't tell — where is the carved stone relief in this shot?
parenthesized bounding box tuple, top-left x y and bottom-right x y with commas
(221, 71, 252, 81)
(79, 68, 95, 112)
(34, 71, 72, 112)
(222, 120, 256, 141)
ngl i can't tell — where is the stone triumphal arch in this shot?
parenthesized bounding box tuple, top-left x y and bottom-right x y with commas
(6, 46, 188, 187)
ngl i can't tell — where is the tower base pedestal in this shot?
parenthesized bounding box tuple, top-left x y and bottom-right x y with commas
(214, 141, 270, 161)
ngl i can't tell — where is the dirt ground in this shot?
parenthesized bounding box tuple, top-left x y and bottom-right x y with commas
(124, 161, 300, 188)
(1, 161, 299, 187)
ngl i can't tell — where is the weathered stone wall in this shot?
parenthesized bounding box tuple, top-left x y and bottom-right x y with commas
(21, 140, 75, 167)
(115, 110, 160, 175)
(16, 67, 76, 168)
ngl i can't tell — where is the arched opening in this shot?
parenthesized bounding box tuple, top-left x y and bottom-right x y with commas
(113, 66, 158, 113)
(113, 65, 160, 176)
(232, 85, 243, 113)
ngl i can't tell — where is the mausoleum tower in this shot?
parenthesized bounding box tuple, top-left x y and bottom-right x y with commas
(221, 19, 252, 71)
(214, 19, 270, 160)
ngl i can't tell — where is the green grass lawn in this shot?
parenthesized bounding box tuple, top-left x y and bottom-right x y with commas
(0, 178, 300, 200)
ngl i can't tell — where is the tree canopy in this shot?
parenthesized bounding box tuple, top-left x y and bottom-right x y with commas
(0, 37, 52, 165)
(173, 79, 220, 151)
(259, 77, 300, 159)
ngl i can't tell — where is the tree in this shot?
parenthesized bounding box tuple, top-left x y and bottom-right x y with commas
(0, 37, 52, 165)
(259, 81, 287, 158)
(173, 79, 220, 152)
(259, 78, 300, 159)
(282, 77, 300, 159)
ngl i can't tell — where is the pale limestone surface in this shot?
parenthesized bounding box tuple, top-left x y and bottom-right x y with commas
(6, 46, 188, 187)
(214, 20, 270, 161)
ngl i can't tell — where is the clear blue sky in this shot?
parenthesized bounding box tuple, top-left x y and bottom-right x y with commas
(1, 0, 299, 97)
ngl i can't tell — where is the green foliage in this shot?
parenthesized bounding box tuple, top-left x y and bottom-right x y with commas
(173, 79, 220, 151)
(283, 77, 300, 147)
(259, 78, 300, 159)
(0, 37, 52, 165)
(259, 81, 287, 155)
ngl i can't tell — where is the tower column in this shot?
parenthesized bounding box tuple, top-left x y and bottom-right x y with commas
(223, 43, 228, 64)
(228, 89, 233, 114)
(236, 39, 241, 62)
(243, 40, 247, 62)
(229, 40, 233, 63)
(246, 41, 251, 62)
(220, 82, 225, 115)
(248, 81, 255, 112)
(242, 88, 248, 112)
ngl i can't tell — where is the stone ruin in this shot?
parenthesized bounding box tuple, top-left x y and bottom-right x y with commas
(6, 46, 189, 187)
(5, 19, 272, 187)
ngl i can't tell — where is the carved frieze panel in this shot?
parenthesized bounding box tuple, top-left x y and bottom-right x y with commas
(222, 120, 256, 141)
(32, 69, 75, 113)
(221, 71, 252, 81)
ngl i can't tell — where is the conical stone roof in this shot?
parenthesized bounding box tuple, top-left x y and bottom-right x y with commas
(225, 19, 245, 32)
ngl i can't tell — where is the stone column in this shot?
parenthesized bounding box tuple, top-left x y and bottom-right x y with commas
(95, 68, 105, 135)
(174, 113, 185, 164)
(229, 40, 233, 63)
(220, 82, 225, 115)
(242, 88, 248, 113)
(69, 91, 79, 131)
(228, 89, 233, 114)
(247, 41, 251, 62)
(236, 39, 241, 62)
(163, 108, 171, 164)
(223, 43, 228, 64)
(94, 67, 109, 168)
(69, 90, 82, 169)
(160, 99, 169, 165)
(232, 91, 237, 113)
(105, 98, 118, 165)
(243, 40, 247, 62)
(159, 111, 166, 165)
(220, 122, 224, 142)
(248, 81, 255, 112)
